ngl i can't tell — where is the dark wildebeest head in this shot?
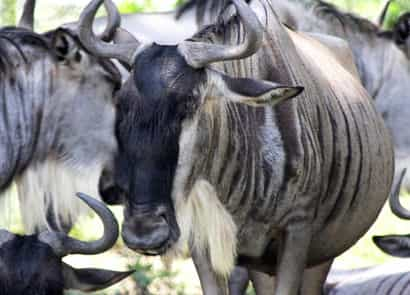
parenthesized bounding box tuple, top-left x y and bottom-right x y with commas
(377, 1, 410, 58)
(79, 0, 302, 255)
(0, 193, 132, 295)
(0, 1, 122, 233)
(389, 12, 410, 58)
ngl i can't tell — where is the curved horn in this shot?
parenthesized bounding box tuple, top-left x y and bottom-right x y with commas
(378, 0, 392, 27)
(178, 0, 264, 68)
(78, 0, 141, 66)
(100, 0, 121, 41)
(18, 0, 36, 30)
(39, 193, 119, 257)
(389, 169, 409, 219)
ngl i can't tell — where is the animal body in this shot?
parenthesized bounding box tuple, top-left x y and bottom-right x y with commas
(79, 0, 395, 294)
(265, 0, 410, 191)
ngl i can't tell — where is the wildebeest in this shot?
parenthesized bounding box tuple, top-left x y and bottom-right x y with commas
(0, 1, 121, 233)
(79, 0, 394, 294)
(102, 0, 410, 192)
(0, 192, 132, 295)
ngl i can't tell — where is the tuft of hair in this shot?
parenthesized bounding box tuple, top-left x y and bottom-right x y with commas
(164, 179, 237, 277)
(15, 157, 102, 234)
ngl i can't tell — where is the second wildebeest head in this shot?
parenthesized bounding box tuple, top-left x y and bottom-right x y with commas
(0, 0, 122, 233)
(80, 0, 302, 255)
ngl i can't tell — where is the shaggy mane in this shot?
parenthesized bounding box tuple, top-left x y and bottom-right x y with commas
(312, 0, 383, 36)
(0, 27, 50, 75)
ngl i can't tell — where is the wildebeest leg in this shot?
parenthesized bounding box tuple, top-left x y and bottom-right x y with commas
(274, 228, 312, 295)
(300, 260, 333, 295)
(246, 260, 331, 295)
(250, 270, 275, 295)
(229, 266, 250, 295)
(191, 248, 229, 295)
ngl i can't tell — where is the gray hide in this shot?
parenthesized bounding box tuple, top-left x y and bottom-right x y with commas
(268, 0, 410, 190)
(187, 2, 393, 291)
(325, 262, 410, 295)
(0, 27, 120, 233)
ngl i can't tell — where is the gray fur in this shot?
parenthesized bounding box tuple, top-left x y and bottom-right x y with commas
(269, 0, 410, 190)
(326, 263, 410, 295)
(93, 1, 394, 293)
(93, 0, 409, 191)
(170, 1, 393, 293)
(0, 28, 119, 232)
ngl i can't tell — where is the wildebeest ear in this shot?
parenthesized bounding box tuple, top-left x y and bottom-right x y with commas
(373, 235, 410, 257)
(207, 70, 304, 107)
(62, 262, 134, 292)
(51, 29, 80, 62)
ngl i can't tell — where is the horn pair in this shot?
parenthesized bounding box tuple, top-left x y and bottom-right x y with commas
(0, 193, 119, 257)
(78, 0, 264, 68)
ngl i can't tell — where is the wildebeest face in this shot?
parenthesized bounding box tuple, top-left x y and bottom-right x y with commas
(0, 23, 122, 232)
(47, 28, 120, 171)
(112, 45, 205, 254)
(82, 0, 303, 256)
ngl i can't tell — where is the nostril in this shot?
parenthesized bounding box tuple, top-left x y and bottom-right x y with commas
(100, 185, 125, 205)
(98, 169, 126, 205)
(122, 214, 172, 253)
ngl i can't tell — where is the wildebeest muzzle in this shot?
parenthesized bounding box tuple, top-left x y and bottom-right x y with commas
(122, 202, 180, 255)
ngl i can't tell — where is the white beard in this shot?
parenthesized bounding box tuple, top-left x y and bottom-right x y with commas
(16, 157, 102, 234)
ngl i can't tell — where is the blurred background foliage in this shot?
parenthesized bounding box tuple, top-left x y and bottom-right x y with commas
(0, 0, 409, 294)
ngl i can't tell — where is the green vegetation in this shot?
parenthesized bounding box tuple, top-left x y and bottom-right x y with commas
(0, 0, 16, 26)
(383, 0, 410, 29)
(117, 0, 145, 14)
(129, 257, 187, 295)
